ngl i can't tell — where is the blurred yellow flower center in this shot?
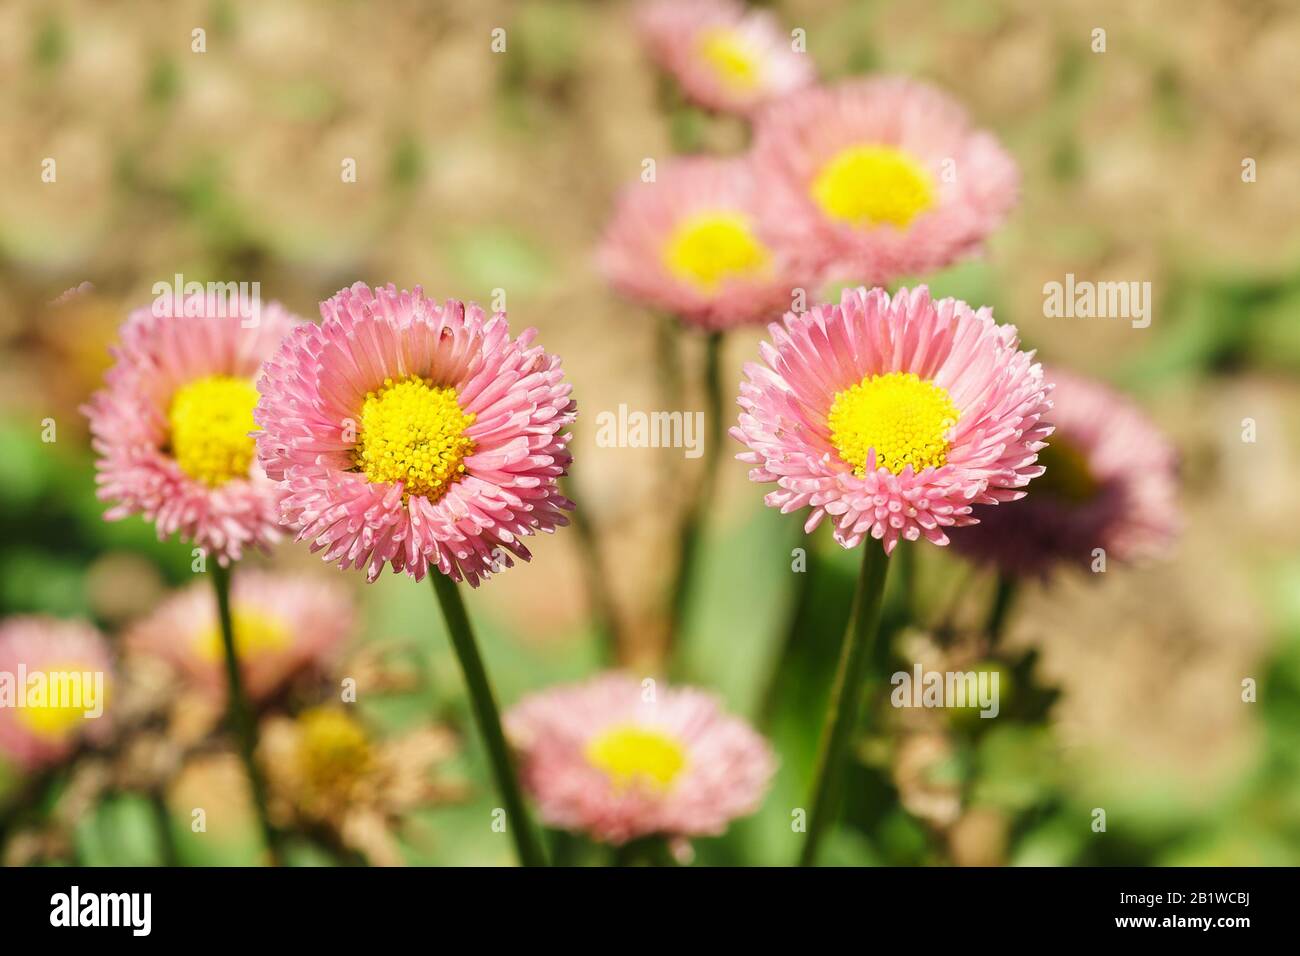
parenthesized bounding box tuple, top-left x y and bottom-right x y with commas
(353, 376, 476, 502)
(811, 145, 935, 228)
(698, 29, 761, 92)
(828, 371, 960, 476)
(663, 213, 771, 292)
(585, 725, 687, 790)
(168, 375, 260, 486)
(1031, 439, 1099, 503)
(197, 608, 290, 663)
(298, 707, 374, 797)
(14, 662, 102, 740)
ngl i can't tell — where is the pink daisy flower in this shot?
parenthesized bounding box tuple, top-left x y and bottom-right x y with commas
(599, 157, 804, 330)
(731, 285, 1053, 555)
(0, 617, 114, 771)
(750, 76, 1020, 284)
(254, 282, 576, 586)
(126, 571, 353, 702)
(84, 298, 305, 564)
(506, 673, 776, 846)
(635, 0, 814, 117)
(950, 368, 1180, 577)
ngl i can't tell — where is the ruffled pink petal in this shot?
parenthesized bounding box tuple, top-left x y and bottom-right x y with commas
(0, 617, 114, 771)
(598, 156, 808, 330)
(750, 76, 1020, 284)
(635, 0, 815, 117)
(949, 367, 1180, 576)
(731, 285, 1053, 555)
(505, 674, 776, 844)
(255, 283, 577, 586)
(83, 299, 305, 564)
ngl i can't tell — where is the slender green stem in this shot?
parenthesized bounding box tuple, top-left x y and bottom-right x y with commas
(211, 562, 281, 866)
(548, 828, 580, 868)
(429, 573, 547, 867)
(892, 539, 916, 625)
(798, 544, 891, 867)
(657, 73, 705, 154)
(562, 474, 624, 666)
(655, 314, 683, 407)
(666, 330, 724, 677)
(0, 766, 60, 855)
(613, 836, 679, 867)
(985, 573, 1018, 645)
(149, 789, 182, 867)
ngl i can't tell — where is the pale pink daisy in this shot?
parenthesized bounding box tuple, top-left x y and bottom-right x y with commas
(0, 617, 114, 771)
(254, 282, 576, 586)
(505, 673, 775, 846)
(750, 77, 1019, 284)
(599, 157, 804, 330)
(731, 285, 1053, 555)
(635, 0, 814, 117)
(83, 298, 305, 564)
(950, 368, 1179, 577)
(126, 571, 352, 702)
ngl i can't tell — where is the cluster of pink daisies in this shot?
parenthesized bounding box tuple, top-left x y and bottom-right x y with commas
(600, 0, 1176, 565)
(1, 0, 1180, 861)
(604, 0, 1020, 331)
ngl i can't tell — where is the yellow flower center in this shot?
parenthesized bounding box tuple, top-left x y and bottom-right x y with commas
(14, 662, 104, 740)
(828, 371, 960, 476)
(197, 608, 291, 664)
(663, 213, 772, 292)
(297, 707, 374, 798)
(167, 374, 260, 486)
(585, 725, 687, 790)
(810, 144, 936, 228)
(1031, 438, 1099, 504)
(697, 28, 762, 92)
(352, 376, 476, 502)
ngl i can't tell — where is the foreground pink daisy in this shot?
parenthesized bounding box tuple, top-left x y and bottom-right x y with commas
(635, 0, 814, 117)
(255, 282, 576, 586)
(84, 297, 304, 564)
(750, 77, 1019, 284)
(506, 674, 775, 847)
(732, 284, 1050, 865)
(951, 367, 1179, 578)
(599, 157, 802, 332)
(127, 571, 352, 703)
(0, 617, 113, 771)
(733, 285, 1053, 557)
(257, 281, 575, 866)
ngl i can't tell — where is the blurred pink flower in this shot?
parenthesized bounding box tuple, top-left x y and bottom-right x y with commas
(0, 617, 114, 771)
(506, 673, 775, 846)
(599, 156, 804, 330)
(750, 77, 1019, 284)
(126, 571, 352, 702)
(635, 0, 814, 116)
(83, 299, 304, 564)
(732, 285, 1053, 555)
(255, 282, 576, 585)
(950, 367, 1180, 576)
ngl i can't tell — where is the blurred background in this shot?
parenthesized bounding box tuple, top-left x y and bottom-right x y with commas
(1, 0, 1299, 865)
